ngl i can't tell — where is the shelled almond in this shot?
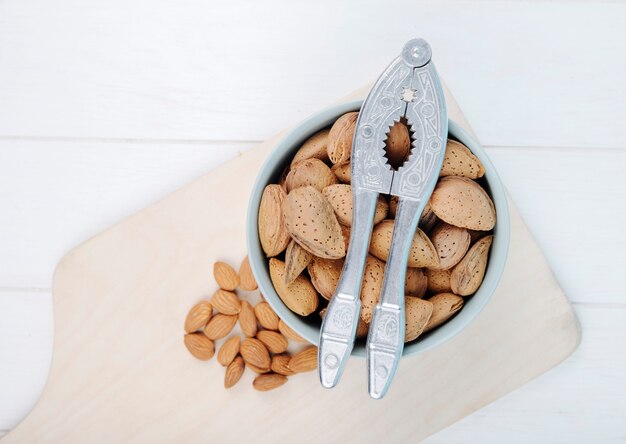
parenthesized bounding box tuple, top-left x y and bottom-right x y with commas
(258, 111, 497, 346)
(183, 258, 321, 392)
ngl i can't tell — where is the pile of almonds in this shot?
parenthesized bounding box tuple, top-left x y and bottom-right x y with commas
(258, 112, 497, 343)
(183, 258, 318, 391)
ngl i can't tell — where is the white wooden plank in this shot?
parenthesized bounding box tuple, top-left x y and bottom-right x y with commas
(0, 140, 254, 287)
(1, 141, 624, 302)
(0, 294, 622, 440)
(485, 147, 626, 305)
(0, 290, 53, 431)
(0, 0, 625, 148)
(425, 304, 626, 444)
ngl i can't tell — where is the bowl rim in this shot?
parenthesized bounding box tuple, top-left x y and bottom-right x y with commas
(246, 99, 510, 358)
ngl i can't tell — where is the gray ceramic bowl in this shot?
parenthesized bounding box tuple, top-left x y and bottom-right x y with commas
(246, 99, 510, 357)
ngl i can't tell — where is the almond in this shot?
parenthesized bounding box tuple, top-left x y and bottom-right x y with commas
(289, 346, 318, 373)
(388, 196, 398, 217)
(340, 224, 351, 252)
(327, 112, 357, 164)
(440, 139, 485, 179)
(384, 120, 411, 169)
(213, 261, 239, 291)
(217, 335, 241, 366)
(224, 356, 245, 388)
(256, 330, 288, 354)
(419, 202, 439, 234)
(239, 300, 258, 337)
(238, 256, 258, 291)
(291, 129, 330, 166)
(429, 223, 471, 270)
(258, 184, 291, 257)
(356, 317, 370, 339)
(450, 235, 493, 296)
(331, 161, 351, 184)
(271, 353, 295, 376)
(247, 362, 271, 374)
(322, 184, 388, 226)
(184, 300, 212, 333)
(282, 186, 346, 259)
(426, 268, 452, 293)
(430, 176, 496, 231)
(278, 319, 308, 343)
(278, 165, 290, 192)
(203, 314, 238, 340)
(359, 255, 386, 323)
(307, 257, 343, 300)
(284, 239, 313, 286)
(211, 289, 241, 315)
(369, 220, 439, 268)
(240, 338, 271, 372)
(404, 297, 433, 342)
(254, 301, 280, 330)
(285, 158, 338, 192)
(424, 293, 464, 332)
(269, 258, 319, 316)
(184, 333, 215, 361)
(405, 267, 427, 298)
(253, 373, 288, 391)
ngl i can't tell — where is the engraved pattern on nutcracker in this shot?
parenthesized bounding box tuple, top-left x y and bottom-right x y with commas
(393, 67, 444, 198)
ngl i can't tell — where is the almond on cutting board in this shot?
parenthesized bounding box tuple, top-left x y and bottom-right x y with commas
(224, 356, 245, 388)
(289, 346, 318, 373)
(369, 220, 439, 268)
(240, 338, 271, 372)
(271, 353, 295, 376)
(213, 261, 239, 291)
(258, 184, 291, 257)
(282, 186, 346, 259)
(253, 373, 288, 391)
(256, 330, 288, 354)
(440, 139, 485, 179)
(238, 256, 258, 291)
(239, 300, 258, 337)
(284, 239, 313, 286)
(291, 128, 330, 166)
(211, 289, 241, 315)
(254, 301, 280, 330)
(204, 314, 238, 340)
(327, 112, 358, 164)
(307, 257, 344, 300)
(429, 222, 471, 271)
(285, 158, 338, 192)
(450, 235, 494, 296)
(184, 333, 215, 361)
(322, 184, 388, 226)
(404, 297, 433, 342)
(217, 335, 240, 366)
(424, 293, 464, 332)
(184, 300, 212, 333)
(269, 258, 319, 316)
(429, 176, 496, 231)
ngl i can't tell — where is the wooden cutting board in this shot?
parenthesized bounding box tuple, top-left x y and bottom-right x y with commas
(1, 84, 580, 444)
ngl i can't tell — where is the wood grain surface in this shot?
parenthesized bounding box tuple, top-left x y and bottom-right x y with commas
(1, 0, 625, 441)
(0, 88, 580, 443)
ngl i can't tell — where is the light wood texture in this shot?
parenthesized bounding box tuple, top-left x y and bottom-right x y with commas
(1, 0, 625, 440)
(0, 88, 580, 443)
(0, 1, 625, 148)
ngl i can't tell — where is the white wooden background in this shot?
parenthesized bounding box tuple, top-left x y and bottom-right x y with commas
(1, 0, 625, 442)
